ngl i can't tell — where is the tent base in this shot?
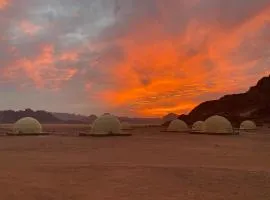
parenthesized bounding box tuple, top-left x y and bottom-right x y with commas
(189, 131, 204, 134)
(160, 130, 189, 133)
(6, 133, 50, 136)
(79, 133, 132, 137)
(190, 131, 239, 135)
(239, 129, 256, 131)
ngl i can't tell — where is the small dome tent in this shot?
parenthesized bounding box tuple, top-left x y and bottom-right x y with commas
(240, 120, 256, 131)
(121, 122, 133, 130)
(13, 117, 42, 134)
(191, 121, 204, 132)
(167, 119, 189, 132)
(203, 115, 233, 134)
(91, 113, 122, 135)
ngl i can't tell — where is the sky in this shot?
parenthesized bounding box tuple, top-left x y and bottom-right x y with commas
(0, 0, 269, 117)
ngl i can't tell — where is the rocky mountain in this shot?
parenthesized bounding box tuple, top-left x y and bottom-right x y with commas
(178, 75, 270, 126)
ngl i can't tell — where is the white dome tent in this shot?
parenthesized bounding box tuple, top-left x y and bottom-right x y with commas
(13, 117, 42, 135)
(203, 115, 234, 134)
(240, 120, 256, 131)
(166, 119, 189, 132)
(90, 113, 131, 136)
(191, 121, 204, 133)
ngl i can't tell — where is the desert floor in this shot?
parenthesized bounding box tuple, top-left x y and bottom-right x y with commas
(0, 126, 270, 200)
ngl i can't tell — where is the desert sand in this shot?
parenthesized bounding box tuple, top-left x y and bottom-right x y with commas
(0, 125, 269, 199)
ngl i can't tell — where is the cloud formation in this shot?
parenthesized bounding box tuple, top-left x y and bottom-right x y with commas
(0, 0, 269, 116)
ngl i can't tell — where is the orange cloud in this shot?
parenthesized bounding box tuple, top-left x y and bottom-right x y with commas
(94, 6, 270, 117)
(0, 0, 9, 10)
(19, 20, 43, 36)
(2, 44, 78, 89)
(139, 102, 198, 116)
(59, 51, 79, 62)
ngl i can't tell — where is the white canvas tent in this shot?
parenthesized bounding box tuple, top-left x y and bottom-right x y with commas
(13, 117, 42, 134)
(203, 115, 234, 134)
(240, 120, 256, 131)
(191, 121, 204, 132)
(166, 119, 189, 132)
(91, 113, 122, 135)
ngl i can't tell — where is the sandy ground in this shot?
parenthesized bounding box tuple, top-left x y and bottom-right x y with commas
(0, 126, 270, 199)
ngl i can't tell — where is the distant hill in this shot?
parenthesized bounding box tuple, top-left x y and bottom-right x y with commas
(0, 109, 62, 124)
(178, 75, 270, 126)
(53, 112, 161, 124)
(0, 109, 162, 124)
(52, 113, 97, 124)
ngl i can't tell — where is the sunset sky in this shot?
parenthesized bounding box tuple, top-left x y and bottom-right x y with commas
(0, 0, 269, 117)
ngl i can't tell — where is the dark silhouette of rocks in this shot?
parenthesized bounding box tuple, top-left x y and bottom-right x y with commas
(0, 109, 62, 124)
(52, 113, 98, 124)
(177, 75, 270, 126)
(0, 109, 161, 124)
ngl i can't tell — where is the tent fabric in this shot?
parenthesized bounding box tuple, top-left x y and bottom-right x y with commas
(91, 114, 122, 135)
(13, 117, 42, 134)
(167, 119, 189, 132)
(240, 120, 256, 130)
(203, 115, 233, 134)
(191, 121, 204, 132)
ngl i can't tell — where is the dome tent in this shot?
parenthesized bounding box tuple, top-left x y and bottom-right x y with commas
(191, 121, 204, 132)
(240, 120, 256, 131)
(166, 119, 189, 132)
(91, 113, 121, 135)
(13, 117, 42, 135)
(203, 115, 234, 134)
(90, 113, 131, 136)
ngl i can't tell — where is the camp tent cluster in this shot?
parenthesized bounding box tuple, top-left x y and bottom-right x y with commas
(9, 113, 257, 136)
(166, 115, 257, 134)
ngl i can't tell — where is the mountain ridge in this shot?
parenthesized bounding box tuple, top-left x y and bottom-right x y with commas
(177, 74, 270, 126)
(0, 109, 162, 124)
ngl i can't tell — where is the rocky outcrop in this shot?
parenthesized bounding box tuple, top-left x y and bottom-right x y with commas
(178, 75, 270, 126)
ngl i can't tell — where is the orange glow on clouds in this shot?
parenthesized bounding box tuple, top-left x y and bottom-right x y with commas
(19, 21, 43, 36)
(0, 0, 9, 10)
(2, 45, 78, 90)
(96, 7, 270, 116)
(59, 51, 79, 62)
(1, 1, 269, 117)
